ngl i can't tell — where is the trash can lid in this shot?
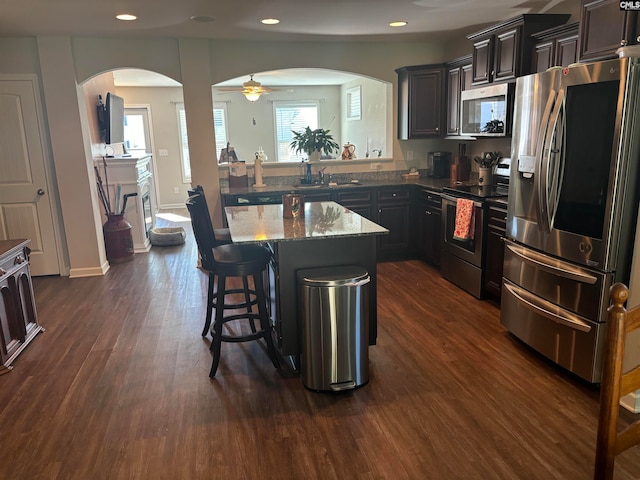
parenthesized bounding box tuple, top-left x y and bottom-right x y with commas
(297, 265, 369, 287)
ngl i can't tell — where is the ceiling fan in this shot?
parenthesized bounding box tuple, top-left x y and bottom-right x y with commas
(215, 74, 292, 102)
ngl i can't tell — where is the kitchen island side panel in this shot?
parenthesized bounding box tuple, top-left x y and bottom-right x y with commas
(272, 236, 378, 356)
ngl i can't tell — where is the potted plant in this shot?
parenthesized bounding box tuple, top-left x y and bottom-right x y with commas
(290, 126, 339, 162)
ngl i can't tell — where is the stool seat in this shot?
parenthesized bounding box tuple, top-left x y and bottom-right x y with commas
(212, 243, 271, 276)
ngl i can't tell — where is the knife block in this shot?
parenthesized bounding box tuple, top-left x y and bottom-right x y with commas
(451, 155, 470, 182)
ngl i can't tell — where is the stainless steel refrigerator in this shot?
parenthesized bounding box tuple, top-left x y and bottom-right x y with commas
(501, 57, 640, 383)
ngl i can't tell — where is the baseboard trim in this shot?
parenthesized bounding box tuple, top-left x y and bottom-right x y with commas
(69, 261, 110, 278)
(621, 391, 640, 413)
(158, 203, 187, 210)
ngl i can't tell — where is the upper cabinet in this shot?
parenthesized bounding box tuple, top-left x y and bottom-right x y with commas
(532, 22, 580, 73)
(579, 0, 640, 61)
(467, 14, 571, 85)
(396, 65, 445, 139)
(445, 55, 473, 137)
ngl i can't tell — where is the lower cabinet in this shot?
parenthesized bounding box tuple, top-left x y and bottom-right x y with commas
(0, 239, 43, 375)
(376, 188, 412, 261)
(484, 202, 508, 300)
(416, 188, 442, 267)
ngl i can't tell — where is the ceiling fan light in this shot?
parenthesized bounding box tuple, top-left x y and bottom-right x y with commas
(243, 91, 262, 102)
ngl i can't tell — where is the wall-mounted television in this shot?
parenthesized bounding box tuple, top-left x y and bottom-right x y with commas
(102, 92, 125, 145)
(106, 92, 125, 145)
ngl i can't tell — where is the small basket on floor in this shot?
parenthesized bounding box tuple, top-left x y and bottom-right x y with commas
(149, 227, 186, 247)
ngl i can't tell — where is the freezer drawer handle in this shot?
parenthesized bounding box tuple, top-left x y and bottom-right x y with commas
(506, 243, 598, 285)
(504, 281, 592, 333)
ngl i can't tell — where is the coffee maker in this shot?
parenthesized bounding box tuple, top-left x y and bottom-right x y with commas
(426, 151, 451, 178)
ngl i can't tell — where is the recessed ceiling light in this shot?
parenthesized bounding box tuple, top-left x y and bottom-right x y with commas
(190, 15, 216, 23)
(389, 21, 408, 27)
(261, 18, 280, 25)
(116, 14, 137, 21)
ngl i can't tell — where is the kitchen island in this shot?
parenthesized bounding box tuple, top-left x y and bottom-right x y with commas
(224, 201, 388, 362)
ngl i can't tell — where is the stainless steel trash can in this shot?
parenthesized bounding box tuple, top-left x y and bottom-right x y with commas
(297, 266, 370, 392)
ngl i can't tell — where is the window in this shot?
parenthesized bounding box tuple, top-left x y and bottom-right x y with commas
(273, 101, 319, 162)
(346, 86, 361, 121)
(176, 102, 229, 182)
(213, 103, 228, 162)
(176, 103, 191, 182)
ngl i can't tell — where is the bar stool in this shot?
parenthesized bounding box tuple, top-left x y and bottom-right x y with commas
(186, 193, 280, 377)
(187, 185, 236, 337)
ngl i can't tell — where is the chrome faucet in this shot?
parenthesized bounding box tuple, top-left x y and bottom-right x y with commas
(318, 167, 327, 184)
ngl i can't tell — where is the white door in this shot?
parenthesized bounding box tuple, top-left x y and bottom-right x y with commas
(0, 77, 60, 275)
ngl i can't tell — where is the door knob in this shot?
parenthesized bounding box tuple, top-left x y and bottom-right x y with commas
(37, 189, 45, 196)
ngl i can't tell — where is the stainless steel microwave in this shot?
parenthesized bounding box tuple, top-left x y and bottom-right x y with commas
(460, 83, 514, 137)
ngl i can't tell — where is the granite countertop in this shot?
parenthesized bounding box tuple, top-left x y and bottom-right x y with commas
(224, 201, 389, 244)
(220, 176, 473, 196)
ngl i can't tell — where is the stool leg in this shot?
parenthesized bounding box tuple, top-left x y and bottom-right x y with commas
(254, 272, 280, 370)
(210, 274, 226, 377)
(202, 271, 215, 337)
(242, 276, 257, 333)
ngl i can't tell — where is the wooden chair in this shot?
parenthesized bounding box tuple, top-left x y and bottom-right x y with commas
(594, 283, 640, 479)
(187, 185, 233, 336)
(186, 193, 279, 377)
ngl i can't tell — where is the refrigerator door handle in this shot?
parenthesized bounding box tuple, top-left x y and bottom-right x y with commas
(537, 89, 565, 234)
(504, 281, 592, 333)
(505, 242, 598, 284)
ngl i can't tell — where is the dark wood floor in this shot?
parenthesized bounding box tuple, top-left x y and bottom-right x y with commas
(2, 210, 640, 479)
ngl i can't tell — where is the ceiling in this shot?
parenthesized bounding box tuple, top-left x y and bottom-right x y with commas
(37, 0, 573, 88)
(2, 0, 572, 43)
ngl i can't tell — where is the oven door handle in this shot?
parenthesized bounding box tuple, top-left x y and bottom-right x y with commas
(441, 193, 483, 209)
(504, 281, 592, 333)
(506, 242, 598, 284)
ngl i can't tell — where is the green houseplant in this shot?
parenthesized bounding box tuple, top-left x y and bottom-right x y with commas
(290, 127, 339, 161)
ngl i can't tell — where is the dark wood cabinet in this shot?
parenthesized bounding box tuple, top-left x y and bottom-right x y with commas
(484, 202, 508, 300)
(467, 14, 570, 85)
(445, 55, 473, 136)
(376, 188, 412, 260)
(0, 239, 43, 375)
(416, 188, 442, 267)
(396, 65, 445, 139)
(532, 22, 579, 72)
(579, 0, 640, 62)
(334, 189, 374, 221)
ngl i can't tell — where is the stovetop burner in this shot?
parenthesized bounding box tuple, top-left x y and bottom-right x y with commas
(443, 183, 509, 200)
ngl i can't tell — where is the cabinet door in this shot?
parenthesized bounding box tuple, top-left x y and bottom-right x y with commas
(0, 281, 22, 365)
(419, 206, 442, 267)
(494, 28, 520, 82)
(397, 66, 444, 139)
(472, 37, 493, 84)
(533, 40, 554, 73)
(484, 206, 507, 299)
(377, 204, 411, 255)
(409, 69, 444, 138)
(446, 66, 462, 136)
(556, 34, 579, 67)
(579, 0, 638, 61)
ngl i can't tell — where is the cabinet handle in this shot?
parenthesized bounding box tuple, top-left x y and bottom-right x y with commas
(621, 39, 628, 47)
(392, 193, 397, 197)
(426, 211, 432, 215)
(15, 255, 25, 264)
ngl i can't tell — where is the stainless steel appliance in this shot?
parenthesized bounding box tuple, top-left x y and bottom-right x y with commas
(440, 158, 511, 298)
(501, 57, 640, 382)
(460, 83, 514, 137)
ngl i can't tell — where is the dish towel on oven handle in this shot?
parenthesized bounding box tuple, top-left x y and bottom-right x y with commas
(453, 198, 475, 241)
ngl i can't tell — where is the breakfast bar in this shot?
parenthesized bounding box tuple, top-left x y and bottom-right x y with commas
(224, 201, 388, 358)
